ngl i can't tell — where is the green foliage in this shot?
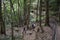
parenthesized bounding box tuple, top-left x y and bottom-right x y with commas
(2, 0, 58, 23)
(49, 0, 57, 11)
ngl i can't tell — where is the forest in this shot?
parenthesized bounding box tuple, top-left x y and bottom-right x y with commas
(0, 0, 60, 40)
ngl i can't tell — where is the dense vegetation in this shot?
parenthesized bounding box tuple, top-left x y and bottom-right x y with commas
(0, 0, 59, 40)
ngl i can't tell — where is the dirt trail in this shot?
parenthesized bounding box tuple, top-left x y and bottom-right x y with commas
(56, 26, 60, 40)
(23, 27, 52, 40)
(0, 25, 60, 40)
(23, 25, 60, 40)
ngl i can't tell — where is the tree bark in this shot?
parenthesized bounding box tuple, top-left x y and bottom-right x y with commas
(57, 0, 60, 22)
(24, 0, 31, 28)
(24, 0, 27, 25)
(18, 0, 22, 26)
(26, 0, 31, 27)
(0, 0, 5, 35)
(45, 0, 49, 26)
(39, 0, 44, 33)
(36, 0, 39, 22)
(10, 0, 14, 40)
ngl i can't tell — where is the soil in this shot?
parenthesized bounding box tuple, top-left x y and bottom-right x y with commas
(0, 25, 60, 40)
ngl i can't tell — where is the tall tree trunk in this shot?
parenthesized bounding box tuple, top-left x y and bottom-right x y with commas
(36, 0, 39, 22)
(26, 0, 30, 27)
(57, 0, 60, 22)
(45, 0, 49, 26)
(10, 0, 14, 40)
(24, 0, 27, 25)
(59, 7, 60, 22)
(39, 0, 44, 33)
(56, 0, 60, 22)
(24, 0, 30, 28)
(18, 0, 21, 26)
(0, 0, 5, 35)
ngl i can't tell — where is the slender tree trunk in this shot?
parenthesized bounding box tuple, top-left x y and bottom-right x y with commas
(0, 0, 5, 35)
(55, 0, 60, 24)
(57, 0, 60, 22)
(39, 0, 44, 33)
(36, 0, 39, 22)
(59, 7, 60, 22)
(10, 0, 14, 40)
(18, 0, 21, 26)
(24, 0, 27, 25)
(45, 0, 49, 26)
(24, 0, 31, 28)
(26, 0, 31, 27)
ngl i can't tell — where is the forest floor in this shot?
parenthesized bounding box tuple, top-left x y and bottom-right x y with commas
(0, 25, 60, 40)
(56, 25, 60, 40)
(23, 26, 52, 40)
